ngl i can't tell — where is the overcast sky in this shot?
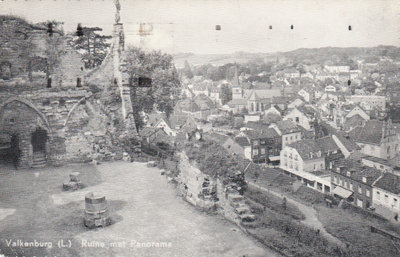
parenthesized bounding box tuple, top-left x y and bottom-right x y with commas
(1, 0, 399, 54)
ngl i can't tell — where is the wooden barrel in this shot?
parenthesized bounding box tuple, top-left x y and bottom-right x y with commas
(69, 172, 80, 182)
(84, 192, 111, 228)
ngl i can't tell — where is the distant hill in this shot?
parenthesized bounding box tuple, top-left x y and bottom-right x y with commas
(173, 45, 400, 68)
(173, 52, 275, 68)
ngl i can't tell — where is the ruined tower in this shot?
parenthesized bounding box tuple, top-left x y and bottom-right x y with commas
(112, 0, 136, 135)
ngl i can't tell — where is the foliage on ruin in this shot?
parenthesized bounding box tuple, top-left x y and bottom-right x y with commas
(184, 140, 248, 181)
(68, 26, 111, 69)
(123, 47, 181, 130)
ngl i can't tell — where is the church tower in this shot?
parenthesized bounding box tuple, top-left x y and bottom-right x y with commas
(232, 63, 243, 100)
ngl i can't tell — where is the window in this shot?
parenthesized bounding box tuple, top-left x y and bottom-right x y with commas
(366, 189, 370, 197)
(253, 140, 259, 146)
(376, 191, 380, 200)
(394, 198, 398, 208)
(284, 151, 287, 157)
(260, 148, 265, 155)
(295, 164, 298, 171)
(295, 117, 300, 123)
(47, 77, 52, 88)
(350, 182, 353, 191)
(260, 140, 265, 145)
(253, 149, 259, 156)
(357, 198, 363, 208)
(385, 194, 389, 203)
(358, 186, 362, 194)
(289, 153, 292, 159)
(76, 77, 82, 87)
(294, 155, 298, 161)
(346, 171, 351, 177)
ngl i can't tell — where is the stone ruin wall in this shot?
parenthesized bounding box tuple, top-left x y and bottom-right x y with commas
(0, 85, 129, 168)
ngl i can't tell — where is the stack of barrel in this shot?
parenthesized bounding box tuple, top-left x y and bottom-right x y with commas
(63, 172, 83, 191)
(84, 192, 111, 229)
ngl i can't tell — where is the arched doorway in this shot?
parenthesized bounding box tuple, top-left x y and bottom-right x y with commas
(0, 133, 20, 168)
(31, 127, 48, 167)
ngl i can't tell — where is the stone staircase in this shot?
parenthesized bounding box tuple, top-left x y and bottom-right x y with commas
(32, 151, 46, 168)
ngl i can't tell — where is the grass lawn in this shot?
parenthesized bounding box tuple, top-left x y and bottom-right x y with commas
(317, 205, 400, 256)
(245, 187, 305, 220)
(245, 197, 342, 257)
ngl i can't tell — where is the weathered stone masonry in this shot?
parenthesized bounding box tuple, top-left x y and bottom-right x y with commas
(0, 8, 136, 168)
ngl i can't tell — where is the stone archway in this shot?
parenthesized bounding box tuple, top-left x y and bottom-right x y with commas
(0, 98, 51, 168)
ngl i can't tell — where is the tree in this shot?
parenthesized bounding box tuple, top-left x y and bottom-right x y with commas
(220, 83, 232, 105)
(124, 47, 181, 131)
(263, 112, 281, 124)
(69, 26, 111, 68)
(183, 60, 193, 79)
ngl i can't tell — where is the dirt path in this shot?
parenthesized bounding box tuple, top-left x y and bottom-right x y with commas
(247, 181, 345, 247)
(50, 162, 279, 257)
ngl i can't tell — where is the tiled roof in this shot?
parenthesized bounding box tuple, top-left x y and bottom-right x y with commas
(276, 120, 301, 134)
(227, 98, 247, 107)
(206, 132, 230, 145)
(287, 139, 323, 161)
(140, 127, 171, 143)
(345, 114, 367, 125)
(168, 113, 193, 129)
(245, 89, 282, 100)
(356, 120, 383, 145)
(193, 94, 215, 110)
(147, 112, 168, 127)
(297, 105, 317, 117)
(373, 173, 400, 195)
(244, 128, 279, 140)
(140, 127, 159, 137)
(243, 121, 269, 131)
(362, 156, 397, 168)
(334, 133, 360, 152)
(347, 126, 363, 142)
(175, 99, 201, 112)
(272, 96, 290, 105)
(235, 136, 251, 147)
(334, 160, 382, 185)
(316, 136, 340, 153)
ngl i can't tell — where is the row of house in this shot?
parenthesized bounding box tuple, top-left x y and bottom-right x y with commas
(331, 159, 400, 222)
